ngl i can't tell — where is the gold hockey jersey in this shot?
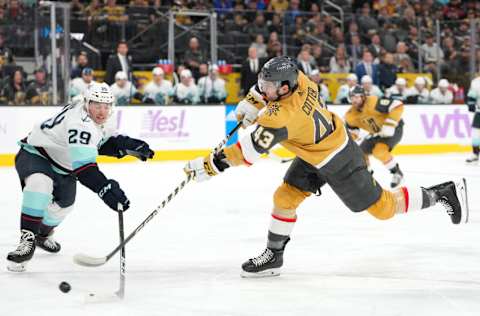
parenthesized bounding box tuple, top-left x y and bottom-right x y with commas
(344, 96, 404, 135)
(224, 71, 349, 168)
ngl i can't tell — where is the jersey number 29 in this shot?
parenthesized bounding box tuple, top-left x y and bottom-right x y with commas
(68, 129, 91, 145)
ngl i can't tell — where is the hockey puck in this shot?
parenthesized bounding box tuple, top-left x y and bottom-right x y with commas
(59, 281, 71, 293)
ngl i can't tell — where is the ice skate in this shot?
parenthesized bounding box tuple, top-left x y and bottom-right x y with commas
(465, 154, 479, 165)
(241, 237, 289, 279)
(7, 229, 36, 272)
(426, 179, 469, 224)
(36, 230, 61, 253)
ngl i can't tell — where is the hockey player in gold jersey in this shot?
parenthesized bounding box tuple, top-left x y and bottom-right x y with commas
(184, 56, 469, 278)
(345, 85, 405, 188)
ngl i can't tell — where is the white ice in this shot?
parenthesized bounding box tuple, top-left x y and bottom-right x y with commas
(1, 154, 480, 316)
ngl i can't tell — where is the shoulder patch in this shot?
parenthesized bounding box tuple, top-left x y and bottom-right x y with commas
(267, 102, 281, 116)
(375, 98, 393, 113)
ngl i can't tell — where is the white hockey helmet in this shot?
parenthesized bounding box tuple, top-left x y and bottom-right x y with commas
(414, 76, 426, 87)
(84, 82, 115, 124)
(85, 82, 114, 105)
(395, 77, 407, 86)
(438, 78, 449, 88)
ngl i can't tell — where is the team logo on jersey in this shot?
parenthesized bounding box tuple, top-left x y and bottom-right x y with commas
(267, 102, 280, 116)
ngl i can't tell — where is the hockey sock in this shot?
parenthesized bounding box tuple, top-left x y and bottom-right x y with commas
(38, 223, 55, 237)
(20, 174, 53, 233)
(384, 159, 401, 174)
(399, 186, 436, 213)
(473, 145, 479, 155)
(267, 214, 295, 250)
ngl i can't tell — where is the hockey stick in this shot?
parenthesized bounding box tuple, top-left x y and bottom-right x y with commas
(83, 205, 125, 303)
(74, 122, 242, 267)
(116, 208, 126, 299)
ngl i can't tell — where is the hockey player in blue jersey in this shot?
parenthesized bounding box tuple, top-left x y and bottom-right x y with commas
(7, 82, 154, 272)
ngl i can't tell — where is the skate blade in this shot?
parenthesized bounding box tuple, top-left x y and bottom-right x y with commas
(240, 268, 281, 278)
(455, 178, 469, 224)
(7, 261, 28, 272)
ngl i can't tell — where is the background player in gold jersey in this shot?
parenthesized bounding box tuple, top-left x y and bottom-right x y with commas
(184, 56, 469, 278)
(345, 85, 405, 188)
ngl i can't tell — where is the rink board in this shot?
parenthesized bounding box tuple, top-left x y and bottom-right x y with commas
(0, 105, 473, 166)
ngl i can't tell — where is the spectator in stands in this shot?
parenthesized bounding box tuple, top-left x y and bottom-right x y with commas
(70, 67, 95, 98)
(347, 34, 364, 68)
(284, 0, 301, 25)
(345, 21, 360, 46)
(267, 40, 282, 59)
(105, 41, 132, 85)
(250, 34, 268, 59)
(198, 63, 209, 78)
(309, 69, 330, 103)
(385, 77, 408, 102)
(198, 64, 227, 104)
(355, 50, 379, 85)
(405, 77, 430, 104)
(331, 27, 346, 47)
(405, 26, 420, 64)
(85, 0, 103, 27)
(241, 46, 264, 96)
(0, 33, 13, 68)
(71, 51, 89, 79)
(104, 0, 128, 43)
(378, 53, 398, 90)
(311, 21, 331, 44)
(183, 37, 206, 80)
(443, 0, 467, 20)
(297, 47, 316, 76)
(111, 71, 142, 106)
(143, 67, 173, 105)
(361, 75, 383, 98)
(430, 79, 453, 104)
(71, 0, 85, 19)
(174, 69, 199, 105)
(312, 44, 330, 73)
(26, 68, 50, 105)
(231, 14, 247, 33)
(248, 13, 269, 40)
(421, 33, 444, 74)
(394, 42, 414, 72)
(357, 4, 379, 35)
(268, 0, 289, 13)
(3, 69, 26, 105)
(335, 73, 358, 104)
(368, 34, 383, 59)
(330, 46, 351, 73)
(268, 14, 282, 34)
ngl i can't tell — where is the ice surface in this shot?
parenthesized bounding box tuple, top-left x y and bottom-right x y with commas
(1, 154, 480, 316)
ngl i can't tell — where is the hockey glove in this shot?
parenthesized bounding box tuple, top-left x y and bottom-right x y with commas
(119, 138, 155, 161)
(467, 97, 476, 112)
(235, 86, 266, 127)
(98, 179, 130, 212)
(235, 99, 260, 127)
(378, 125, 395, 138)
(184, 151, 230, 182)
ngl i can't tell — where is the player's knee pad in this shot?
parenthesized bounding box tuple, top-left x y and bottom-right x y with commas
(371, 143, 392, 164)
(367, 190, 396, 220)
(42, 202, 74, 226)
(273, 183, 310, 213)
(22, 173, 53, 218)
(24, 173, 54, 194)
